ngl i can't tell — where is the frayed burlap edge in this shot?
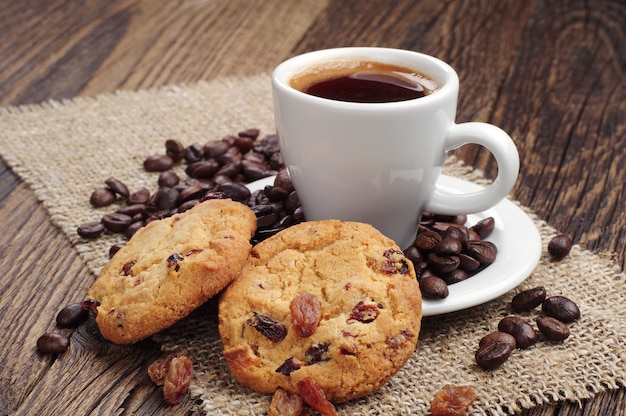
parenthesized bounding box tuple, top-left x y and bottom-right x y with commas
(1, 75, 624, 415)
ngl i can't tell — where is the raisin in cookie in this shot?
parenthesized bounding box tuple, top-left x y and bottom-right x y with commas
(218, 220, 422, 403)
(86, 198, 256, 344)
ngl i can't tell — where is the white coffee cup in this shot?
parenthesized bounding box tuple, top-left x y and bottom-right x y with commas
(272, 47, 519, 249)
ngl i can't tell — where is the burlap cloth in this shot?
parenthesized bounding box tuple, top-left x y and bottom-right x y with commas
(1, 75, 624, 415)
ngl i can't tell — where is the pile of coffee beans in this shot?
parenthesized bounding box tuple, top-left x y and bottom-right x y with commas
(77, 129, 306, 253)
(403, 214, 498, 299)
(475, 285, 580, 370)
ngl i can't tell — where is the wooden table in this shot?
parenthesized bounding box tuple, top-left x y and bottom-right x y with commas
(1, 1, 624, 414)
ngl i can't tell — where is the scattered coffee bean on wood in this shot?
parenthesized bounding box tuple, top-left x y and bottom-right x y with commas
(56, 303, 89, 328)
(36, 332, 69, 354)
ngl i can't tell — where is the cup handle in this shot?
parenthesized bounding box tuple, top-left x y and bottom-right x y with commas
(423, 122, 520, 214)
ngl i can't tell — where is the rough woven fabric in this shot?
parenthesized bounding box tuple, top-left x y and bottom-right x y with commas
(1, 75, 624, 415)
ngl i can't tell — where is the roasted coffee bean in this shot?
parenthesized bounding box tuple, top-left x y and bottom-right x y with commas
(470, 217, 495, 239)
(144, 154, 174, 172)
(56, 303, 89, 328)
(536, 316, 570, 341)
(178, 199, 199, 213)
(101, 213, 133, 233)
(457, 253, 480, 272)
(497, 316, 538, 349)
(511, 286, 547, 311)
(434, 237, 463, 255)
(109, 243, 125, 258)
(105, 177, 130, 198)
(478, 331, 517, 349)
(238, 128, 260, 139)
(465, 241, 497, 265)
(542, 296, 580, 323)
(37, 332, 69, 354)
(179, 184, 205, 202)
(186, 160, 220, 178)
(442, 269, 468, 285)
(419, 276, 449, 299)
(257, 212, 279, 229)
(151, 187, 180, 211)
(219, 147, 242, 165)
(274, 169, 294, 193)
(403, 246, 422, 265)
(427, 253, 460, 274)
(184, 143, 204, 163)
(216, 159, 243, 178)
(234, 136, 255, 153)
(264, 185, 289, 202)
(475, 332, 516, 369)
(414, 230, 442, 252)
(242, 160, 271, 181)
(128, 188, 150, 204)
(158, 171, 180, 187)
(124, 221, 145, 238)
(203, 140, 231, 159)
(218, 181, 251, 202)
(77, 221, 105, 239)
(165, 139, 185, 162)
(115, 203, 146, 217)
(90, 187, 116, 207)
(548, 234, 573, 259)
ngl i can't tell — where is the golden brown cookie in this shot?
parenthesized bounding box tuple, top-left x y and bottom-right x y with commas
(218, 220, 422, 403)
(86, 198, 256, 344)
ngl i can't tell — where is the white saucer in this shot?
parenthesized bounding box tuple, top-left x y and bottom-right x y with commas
(246, 175, 542, 317)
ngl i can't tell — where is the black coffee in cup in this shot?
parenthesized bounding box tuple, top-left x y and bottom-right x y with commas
(290, 61, 438, 103)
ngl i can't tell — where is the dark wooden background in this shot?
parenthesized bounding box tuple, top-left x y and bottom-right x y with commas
(1, 0, 624, 415)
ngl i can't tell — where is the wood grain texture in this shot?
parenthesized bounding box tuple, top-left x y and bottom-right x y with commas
(0, 0, 624, 415)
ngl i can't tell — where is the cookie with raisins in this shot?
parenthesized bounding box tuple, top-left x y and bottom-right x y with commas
(218, 220, 422, 403)
(86, 199, 256, 344)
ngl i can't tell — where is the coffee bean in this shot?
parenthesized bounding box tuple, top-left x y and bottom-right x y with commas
(238, 128, 260, 139)
(203, 140, 231, 159)
(144, 154, 174, 172)
(470, 217, 495, 239)
(511, 286, 547, 311)
(542, 296, 580, 323)
(165, 139, 185, 162)
(151, 187, 180, 211)
(102, 213, 133, 233)
(548, 234, 572, 259)
(158, 171, 180, 187)
(90, 187, 116, 207)
(37, 332, 69, 354)
(124, 221, 145, 238)
(128, 188, 151, 205)
(219, 181, 251, 202)
(77, 222, 105, 239)
(105, 177, 130, 198)
(186, 160, 220, 178)
(184, 143, 204, 163)
(478, 331, 517, 349)
(442, 268, 468, 285)
(419, 276, 449, 299)
(115, 203, 146, 217)
(497, 316, 538, 349)
(475, 332, 516, 370)
(427, 253, 460, 274)
(414, 230, 442, 252)
(56, 303, 89, 328)
(536, 316, 570, 341)
(274, 169, 294, 193)
(465, 241, 497, 265)
(434, 237, 463, 255)
(109, 243, 125, 258)
(457, 253, 480, 272)
(403, 246, 422, 265)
